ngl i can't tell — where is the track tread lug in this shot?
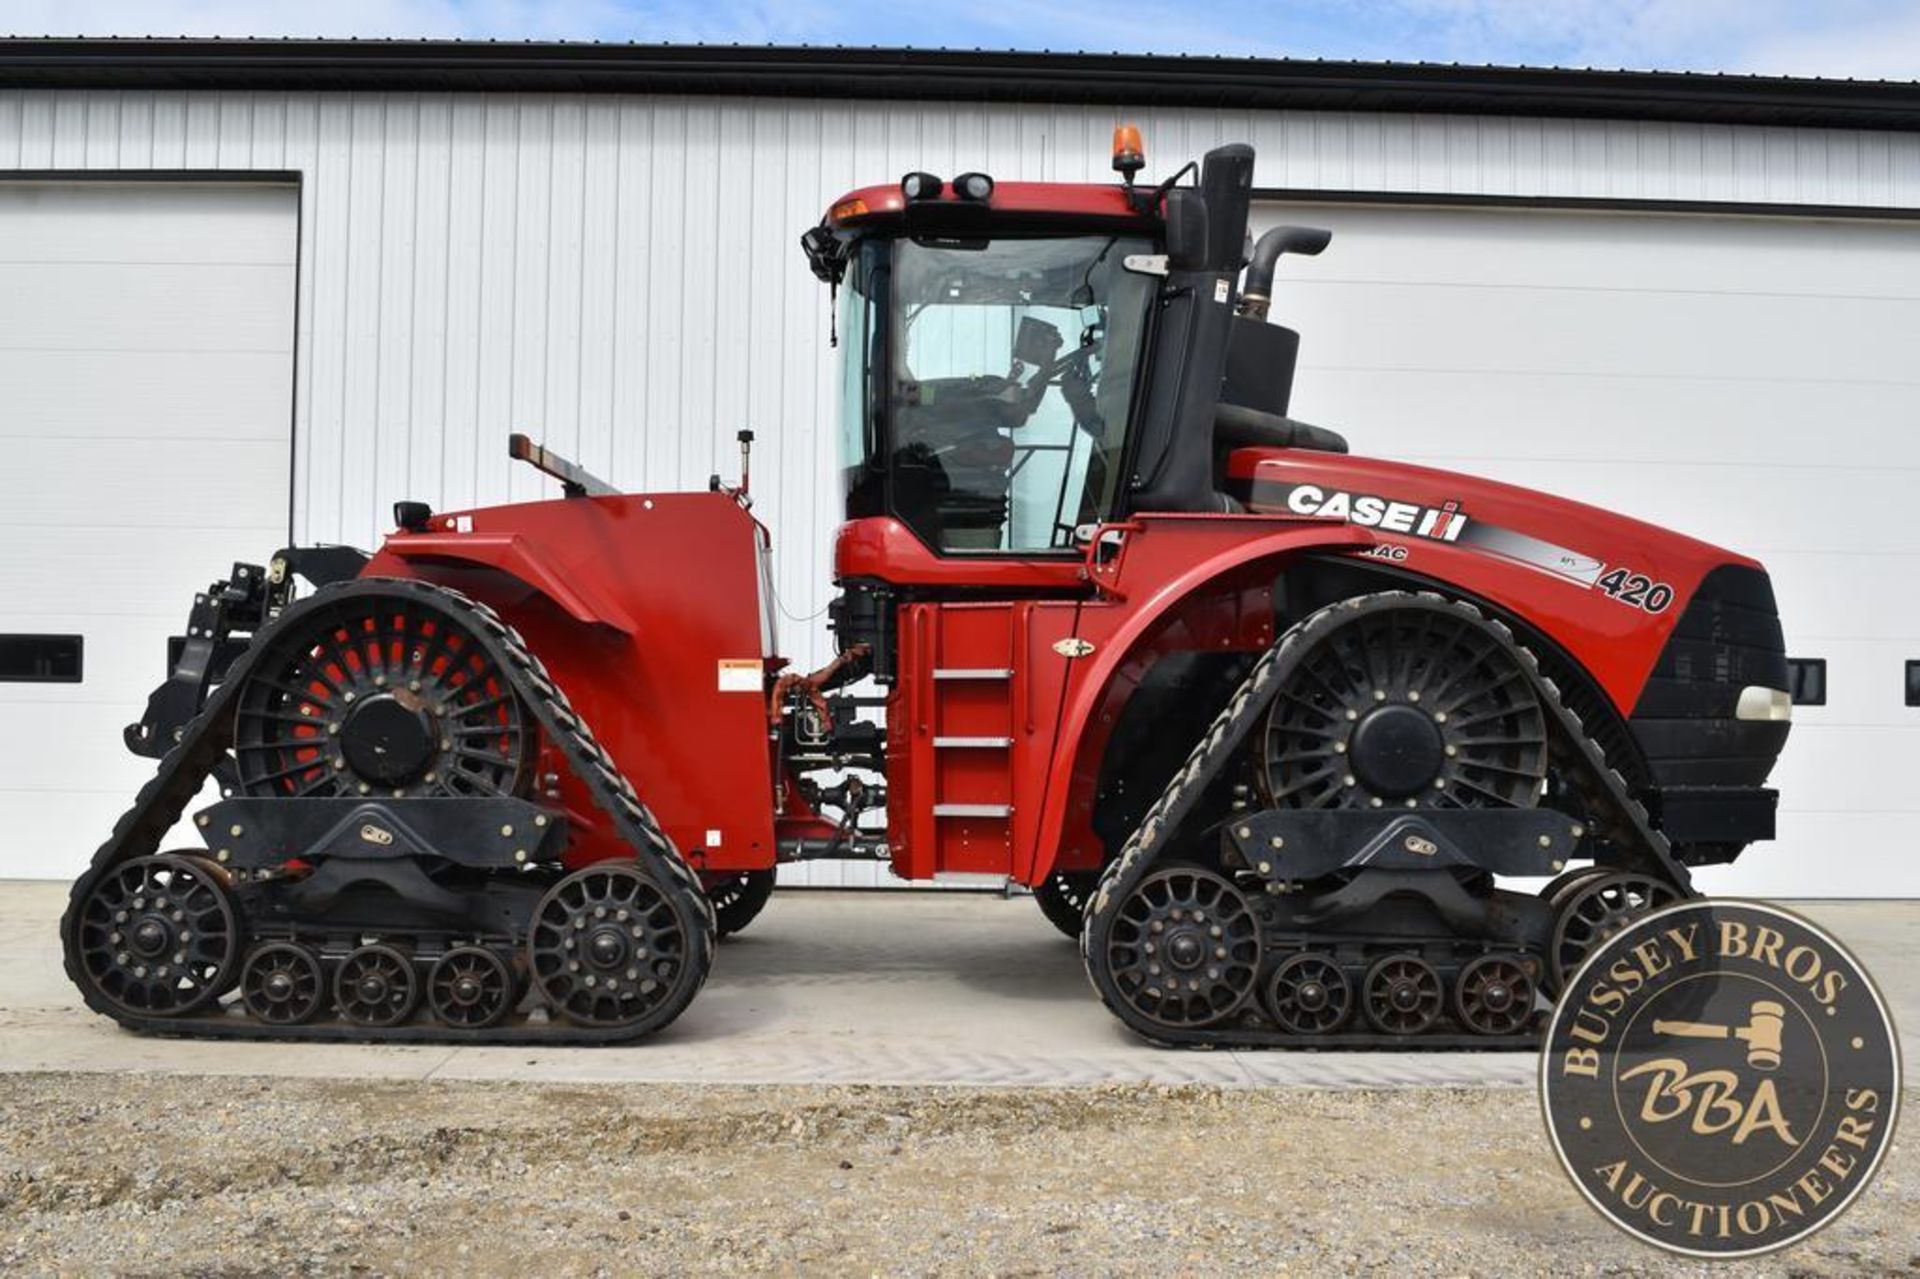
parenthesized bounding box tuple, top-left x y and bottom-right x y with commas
(61, 577, 715, 1046)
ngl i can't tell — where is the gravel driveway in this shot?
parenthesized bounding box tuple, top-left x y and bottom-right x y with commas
(0, 1074, 1909, 1276)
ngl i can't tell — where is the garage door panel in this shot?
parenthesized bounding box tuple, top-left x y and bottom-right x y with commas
(0, 439, 289, 530)
(0, 620, 173, 709)
(1692, 812, 1914, 899)
(0, 350, 292, 439)
(1282, 280, 1917, 385)
(1295, 370, 1914, 468)
(1260, 199, 1916, 897)
(2, 777, 223, 881)
(0, 526, 284, 615)
(1758, 558, 1920, 650)
(0, 181, 294, 881)
(1764, 723, 1920, 814)
(0, 262, 295, 353)
(1271, 205, 1920, 299)
(0, 183, 296, 265)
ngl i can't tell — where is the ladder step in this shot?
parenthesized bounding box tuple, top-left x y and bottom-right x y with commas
(933, 803, 1013, 818)
(932, 668, 1012, 681)
(933, 736, 1014, 748)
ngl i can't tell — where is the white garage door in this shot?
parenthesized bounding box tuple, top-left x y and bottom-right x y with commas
(0, 182, 296, 880)
(1255, 199, 1920, 898)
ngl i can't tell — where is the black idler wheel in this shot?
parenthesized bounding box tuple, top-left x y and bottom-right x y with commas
(71, 854, 238, 1017)
(702, 869, 777, 939)
(1453, 953, 1536, 1036)
(428, 946, 517, 1029)
(1540, 864, 1608, 909)
(1549, 870, 1681, 990)
(530, 863, 697, 1029)
(1259, 599, 1548, 812)
(241, 941, 329, 1025)
(1362, 954, 1444, 1035)
(1103, 865, 1262, 1029)
(1264, 952, 1353, 1034)
(233, 587, 535, 800)
(333, 943, 420, 1027)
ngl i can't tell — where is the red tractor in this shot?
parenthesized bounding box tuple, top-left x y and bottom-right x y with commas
(63, 132, 1791, 1047)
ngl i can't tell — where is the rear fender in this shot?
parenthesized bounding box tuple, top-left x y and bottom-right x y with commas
(1026, 518, 1369, 883)
(373, 531, 639, 634)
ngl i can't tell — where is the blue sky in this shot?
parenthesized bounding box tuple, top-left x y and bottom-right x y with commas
(5, 1, 1920, 80)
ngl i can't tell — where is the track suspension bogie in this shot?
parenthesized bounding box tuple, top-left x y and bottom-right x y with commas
(61, 578, 716, 1045)
(1082, 591, 1694, 1050)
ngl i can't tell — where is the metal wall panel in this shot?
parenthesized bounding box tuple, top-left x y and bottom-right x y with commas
(3, 88, 1916, 886)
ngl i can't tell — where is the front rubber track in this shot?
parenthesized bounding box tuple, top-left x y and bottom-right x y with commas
(1080, 590, 1694, 1050)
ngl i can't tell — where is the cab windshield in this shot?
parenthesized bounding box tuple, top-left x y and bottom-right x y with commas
(839, 233, 1155, 553)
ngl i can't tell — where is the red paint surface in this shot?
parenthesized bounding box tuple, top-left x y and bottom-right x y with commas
(359, 444, 1757, 887)
(1224, 448, 1755, 709)
(364, 492, 778, 874)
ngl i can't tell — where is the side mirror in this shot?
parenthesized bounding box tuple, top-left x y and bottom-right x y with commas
(1163, 189, 1209, 271)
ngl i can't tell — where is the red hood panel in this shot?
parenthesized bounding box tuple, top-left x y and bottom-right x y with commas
(1226, 448, 1763, 709)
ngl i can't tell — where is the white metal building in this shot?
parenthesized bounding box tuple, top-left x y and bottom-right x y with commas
(1, 40, 1916, 895)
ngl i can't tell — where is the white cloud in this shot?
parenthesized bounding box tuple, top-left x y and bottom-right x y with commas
(1736, 5, 1920, 78)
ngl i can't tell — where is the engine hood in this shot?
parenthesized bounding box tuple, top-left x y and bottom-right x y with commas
(1223, 446, 1767, 712)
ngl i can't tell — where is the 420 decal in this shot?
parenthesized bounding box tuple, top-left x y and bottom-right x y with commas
(1595, 566, 1673, 613)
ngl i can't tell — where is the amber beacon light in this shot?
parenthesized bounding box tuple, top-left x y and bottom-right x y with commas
(1111, 123, 1145, 183)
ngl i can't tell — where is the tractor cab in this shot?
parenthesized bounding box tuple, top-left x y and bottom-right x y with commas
(805, 177, 1161, 556)
(804, 131, 1345, 567)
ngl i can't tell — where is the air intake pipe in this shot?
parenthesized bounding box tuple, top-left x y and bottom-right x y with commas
(1238, 225, 1332, 321)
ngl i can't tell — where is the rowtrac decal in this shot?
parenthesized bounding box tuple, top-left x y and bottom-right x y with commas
(1254, 480, 1668, 612)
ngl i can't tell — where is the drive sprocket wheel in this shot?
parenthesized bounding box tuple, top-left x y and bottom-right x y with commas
(702, 870, 777, 939)
(1453, 953, 1536, 1036)
(1033, 869, 1100, 939)
(427, 946, 516, 1029)
(240, 941, 329, 1025)
(1549, 871, 1681, 990)
(1264, 952, 1352, 1034)
(1258, 598, 1548, 812)
(1102, 865, 1262, 1029)
(530, 863, 700, 1029)
(233, 586, 536, 800)
(334, 943, 420, 1027)
(70, 854, 238, 1017)
(1362, 954, 1444, 1035)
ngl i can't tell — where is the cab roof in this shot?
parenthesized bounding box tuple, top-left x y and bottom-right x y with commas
(824, 181, 1160, 235)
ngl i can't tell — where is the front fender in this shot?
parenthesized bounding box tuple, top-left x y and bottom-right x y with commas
(1026, 516, 1371, 883)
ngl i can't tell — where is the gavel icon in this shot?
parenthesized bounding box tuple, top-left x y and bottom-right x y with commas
(1652, 1000, 1787, 1071)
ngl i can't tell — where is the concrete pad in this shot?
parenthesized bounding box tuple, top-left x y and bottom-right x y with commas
(2, 880, 1913, 1087)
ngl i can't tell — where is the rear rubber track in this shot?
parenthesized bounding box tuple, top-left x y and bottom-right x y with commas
(1080, 590, 1694, 1050)
(59, 577, 716, 1045)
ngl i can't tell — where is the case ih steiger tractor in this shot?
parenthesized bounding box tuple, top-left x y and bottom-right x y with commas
(62, 131, 1792, 1049)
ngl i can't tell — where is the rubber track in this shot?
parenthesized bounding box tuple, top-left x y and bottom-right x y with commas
(1080, 590, 1695, 1050)
(59, 578, 716, 1045)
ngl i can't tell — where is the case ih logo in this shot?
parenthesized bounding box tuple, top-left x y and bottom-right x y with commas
(1541, 900, 1900, 1259)
(1272, 482, 1468, 542)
